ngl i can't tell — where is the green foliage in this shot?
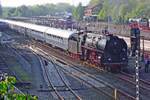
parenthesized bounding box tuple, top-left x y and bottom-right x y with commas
(73, 8, 79, 21)
(90, 0, 102, 5)
(0, 76, 16, 96)
(0, 75, 37, 100)
(5, 93, 38, 100)
(73, 3, 84, 21)
(2, 3, 74, 18)
(98, 8, 106, 20)
(91, 0, 150, 23)
(0, 5, 2, 16)
(97, 0, 109, 20)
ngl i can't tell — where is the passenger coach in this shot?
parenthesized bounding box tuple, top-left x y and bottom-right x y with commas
(0, 19, 77, 51)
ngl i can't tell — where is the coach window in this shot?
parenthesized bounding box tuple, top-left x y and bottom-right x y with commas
(51, 35, 53, 39)
(55, 36, 57, 41)
(57, 36, 59, 42)
(48, 34, 52, 40)
(60, 37, 63, 42)
(54, 35, 56, 40)
(53, 35, 55, 39)
(62, 38, 65, 44)
(58, 36, 61, 42)
(55, 36, 57, 40)
(48, 34, 51, 37)
(60, 37, 62, 42)
(58, 36, 61, 40)
(59, 37, 61, 42)
(55, 36, 58, 41)
(49, 34, 51, 37)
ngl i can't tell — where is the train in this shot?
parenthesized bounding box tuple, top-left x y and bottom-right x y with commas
(0, 19, 128, 72)
(129, 18, 150, 30)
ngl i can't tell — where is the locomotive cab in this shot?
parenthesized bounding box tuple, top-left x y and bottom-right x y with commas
(68, 31, 84, 59)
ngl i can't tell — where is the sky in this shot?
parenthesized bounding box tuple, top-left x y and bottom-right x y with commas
(1, 0, 90, 7)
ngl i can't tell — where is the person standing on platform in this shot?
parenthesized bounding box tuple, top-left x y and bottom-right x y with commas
(144, 55, 149, 73)
(147, 57, 150, 72)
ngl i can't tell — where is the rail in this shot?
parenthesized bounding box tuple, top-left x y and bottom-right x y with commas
(39, 57, 64, 100)
(120, 71, 150, 92)
(50, 58, 82, 100)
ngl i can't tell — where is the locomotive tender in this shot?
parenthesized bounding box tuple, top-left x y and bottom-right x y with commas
(0, 19, 128, 72)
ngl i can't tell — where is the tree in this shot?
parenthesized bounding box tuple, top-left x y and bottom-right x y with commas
(0, 75, 37, 100)
(2, 3, 74, 18)
(98, 8, 107, 20)
(73, 2, 84, 21)
(90, 0, 150, 23)
(90, 0, 103, 5)
(0, 4, 2, 16)
(97, 0, 109, 21)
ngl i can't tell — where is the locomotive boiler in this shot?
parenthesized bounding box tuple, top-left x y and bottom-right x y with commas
(81, 33, 128, 71)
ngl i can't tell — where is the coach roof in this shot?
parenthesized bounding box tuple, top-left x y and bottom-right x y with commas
(0, 19, 76, 38)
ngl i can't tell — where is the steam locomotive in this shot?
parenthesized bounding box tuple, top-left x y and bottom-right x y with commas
(69, 32, 128, 71)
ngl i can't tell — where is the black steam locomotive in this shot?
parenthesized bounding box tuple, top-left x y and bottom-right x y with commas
(80, 33, 128, 71)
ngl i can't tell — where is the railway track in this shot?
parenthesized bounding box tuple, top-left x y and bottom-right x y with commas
(7, 44, 33, 65)
(30, 40, 150, 99)
(35, 47, 114, 100)
(31, 43, 136, 100)
(56, 60, 136, 100)
(119, 71, 150, 92)
(39, 55, 82, 100)
(50, 58, 82, 100)
(40, 57, 64, 100)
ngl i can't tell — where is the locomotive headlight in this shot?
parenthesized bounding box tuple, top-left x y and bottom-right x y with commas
(122, 58, 126, 60)
(98, 56, 101, 59)
(108, 58, 111, 61)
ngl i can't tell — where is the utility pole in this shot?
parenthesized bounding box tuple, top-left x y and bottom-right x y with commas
(141, 36, 145, 61)
(135, 50, 140, 100)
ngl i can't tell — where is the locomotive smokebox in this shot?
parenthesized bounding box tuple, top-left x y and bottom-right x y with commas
(130, 24, 140, 56)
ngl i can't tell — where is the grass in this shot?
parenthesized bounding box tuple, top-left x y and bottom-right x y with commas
(3, 54, 32, 82)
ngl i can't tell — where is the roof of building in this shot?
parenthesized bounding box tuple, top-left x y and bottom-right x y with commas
(0, 19, 76, 38)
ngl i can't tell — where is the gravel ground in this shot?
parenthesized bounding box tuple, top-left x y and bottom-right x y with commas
(62, 71, 111, 100)
(18, 47, 53, 100)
